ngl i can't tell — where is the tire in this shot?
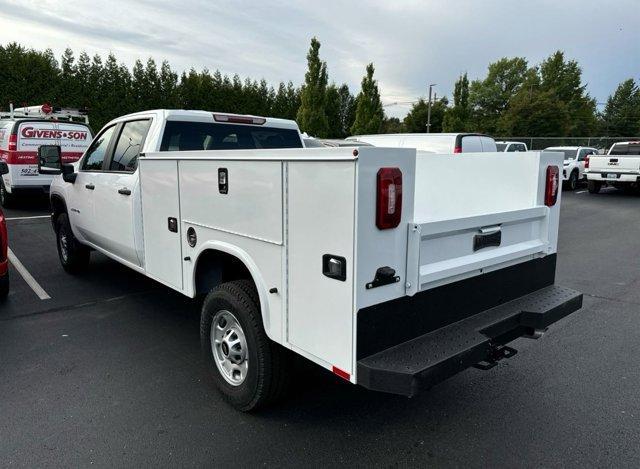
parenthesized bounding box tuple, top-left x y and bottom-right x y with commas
(0, 273, 8, 299)
(567, 170, 578, 191)
(587, 180, 601, 194)
(55, 212, 90, 273)
(0, 179, 14, 208)
(200, 279, 289, 411)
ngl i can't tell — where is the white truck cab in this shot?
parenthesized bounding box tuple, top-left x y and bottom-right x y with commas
(0, 104, 92, 207)
(44, 110, 581, 411)
(346, 133, 497, 153)
(496, 141, 528, 152)
(545, 146, 598, 191)
(585, 141, 640, 194)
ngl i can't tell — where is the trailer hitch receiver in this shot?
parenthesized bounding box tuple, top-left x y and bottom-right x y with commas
(473, 343, 518, 371)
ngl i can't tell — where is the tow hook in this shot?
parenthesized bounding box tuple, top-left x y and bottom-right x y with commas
(473, 343, 518, 371)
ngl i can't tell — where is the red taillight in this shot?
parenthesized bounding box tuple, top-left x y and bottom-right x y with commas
(453, 146, 462, 154)
(376, 167, 402, 229)
(545, 166, 559, 207)
(8, 134, 17, 151)
(584, 155, 590, 169)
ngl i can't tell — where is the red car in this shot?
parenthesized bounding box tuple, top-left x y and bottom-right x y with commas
(0, 208, 8, 298)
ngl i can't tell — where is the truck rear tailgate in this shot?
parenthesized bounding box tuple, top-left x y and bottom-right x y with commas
(588, 155, 640, 180)
(406, 152, 558, 295)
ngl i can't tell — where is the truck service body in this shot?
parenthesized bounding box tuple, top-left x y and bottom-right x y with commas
(0, 104, 92, 207)
(45, 109, 582, 410)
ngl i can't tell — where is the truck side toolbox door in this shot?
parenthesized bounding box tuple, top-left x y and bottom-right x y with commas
(91, 119, 152, 267)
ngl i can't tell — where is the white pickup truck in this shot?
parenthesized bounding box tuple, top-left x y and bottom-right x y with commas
(586, 141, 640, 193)
(41, 110, 582, 411)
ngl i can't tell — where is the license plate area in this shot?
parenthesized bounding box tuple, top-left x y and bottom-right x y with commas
(606, 173, 619, 179)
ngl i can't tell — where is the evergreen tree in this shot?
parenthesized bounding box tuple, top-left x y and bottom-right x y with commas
(601, 79, 640, 136)
(351, 63, 384, 135)
(296, 37, 329, 137)
(443, 73, 470, 131)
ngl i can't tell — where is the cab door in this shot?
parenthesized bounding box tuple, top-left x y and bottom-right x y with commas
(577, 149, 593, 179)
(71, 124, 118, 244)
(91, 119, 152, 267)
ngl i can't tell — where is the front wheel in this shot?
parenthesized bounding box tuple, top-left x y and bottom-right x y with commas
(567, 171, 578, 191)
(587, 180, 601, 194)
(55, 213, 90, 273)
(0, 179, 14, 208)
(200, 280, 289, 411)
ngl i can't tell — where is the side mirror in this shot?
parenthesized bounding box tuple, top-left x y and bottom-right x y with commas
(0, 161, 8, 175)
(62, 163, 77, 184)
(38, 145, 62, 175)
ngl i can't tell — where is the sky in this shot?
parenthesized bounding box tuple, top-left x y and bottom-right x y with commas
(1, 0, 638, 118)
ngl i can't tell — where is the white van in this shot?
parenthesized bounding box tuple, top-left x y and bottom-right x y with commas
(0, 104, 93, 207)
(346, 133, 497, 153)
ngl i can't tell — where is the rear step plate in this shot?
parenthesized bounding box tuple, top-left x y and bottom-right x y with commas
(357, 285, 582, 396)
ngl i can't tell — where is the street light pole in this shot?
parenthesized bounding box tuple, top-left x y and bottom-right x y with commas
(426, 83, 436, 133)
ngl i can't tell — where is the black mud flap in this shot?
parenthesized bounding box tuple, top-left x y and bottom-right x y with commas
(356, 285, 582, 397)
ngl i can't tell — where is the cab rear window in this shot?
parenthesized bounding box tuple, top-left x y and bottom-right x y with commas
(610, 143, 640, 156)
(160, 121, 302, 151)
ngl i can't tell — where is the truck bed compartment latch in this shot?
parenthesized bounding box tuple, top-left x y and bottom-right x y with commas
(366, 266, 400, 290)
(473, 344, 517, 370)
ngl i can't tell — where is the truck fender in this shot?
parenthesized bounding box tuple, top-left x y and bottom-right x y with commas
(191, 241, 273, 339)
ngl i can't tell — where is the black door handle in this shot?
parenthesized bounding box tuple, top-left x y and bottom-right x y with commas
(85, 183, 95, 190)
(118, 188, 131, 196)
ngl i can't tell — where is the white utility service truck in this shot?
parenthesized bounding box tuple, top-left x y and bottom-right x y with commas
(0, 104, 93, 207)
(41, 109, 582, 411)
(586, 141, 640, 193)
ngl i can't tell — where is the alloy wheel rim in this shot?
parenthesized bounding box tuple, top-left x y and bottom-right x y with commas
(211, 310, 248, 386)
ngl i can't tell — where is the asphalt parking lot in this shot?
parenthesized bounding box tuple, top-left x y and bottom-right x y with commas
(1, 187, 640, 468)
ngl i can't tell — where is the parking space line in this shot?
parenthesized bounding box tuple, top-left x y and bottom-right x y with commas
(7, 248, 51, 300)
(575, 190, 586, 194)
(6, 215, 50, 221)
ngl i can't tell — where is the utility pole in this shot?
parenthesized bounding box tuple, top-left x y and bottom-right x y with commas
(426, 84, 436, 133)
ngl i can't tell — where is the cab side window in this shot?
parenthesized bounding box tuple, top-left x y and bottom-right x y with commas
(82, 125, 116, 171)
(109, 120, 151, 172)
(577, 149, 590, 161)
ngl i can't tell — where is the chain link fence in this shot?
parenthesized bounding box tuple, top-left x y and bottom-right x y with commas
(496, 137, 640, 152)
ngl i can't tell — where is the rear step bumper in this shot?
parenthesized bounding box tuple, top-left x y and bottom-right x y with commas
(356, 285, 582, 396)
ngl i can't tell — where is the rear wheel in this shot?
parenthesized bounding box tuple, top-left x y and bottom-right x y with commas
(200, 280, 289, 411)
(567, 170, 578, 191)
(55, 213, 90, 273)
(0, 179, 14, 208)
(587, 180, 601, 194)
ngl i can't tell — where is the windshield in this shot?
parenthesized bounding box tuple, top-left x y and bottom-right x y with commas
(609, 143, 640, 156)
(547, 148, 577, 160)
(496, 143, 507, 151)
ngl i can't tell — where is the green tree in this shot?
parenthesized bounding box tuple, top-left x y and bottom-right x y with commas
(325, 83, 355, 137)
(380, 117, 403, 133)
(296, 37, 329, 137)
(443, 72, 470, 131)
(351, 63, 384, 135)
(403, 97, 449, 133)
(468, 57, 528, 133)
(600, 79, 640, 136)
(539, 51, 597, 135)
